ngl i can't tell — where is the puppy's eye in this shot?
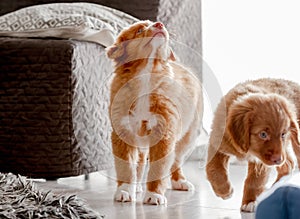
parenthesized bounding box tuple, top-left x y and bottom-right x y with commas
(259, 131, 268, 140)
(137, 28, 144, 34)
(281, 133, 286, 139)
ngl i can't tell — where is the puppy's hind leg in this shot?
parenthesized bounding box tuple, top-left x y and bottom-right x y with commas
(170, 131, 196, 191)
(136, 151, 148, 193)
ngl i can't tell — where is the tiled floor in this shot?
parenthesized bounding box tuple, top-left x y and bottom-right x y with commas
(36, 161, 277, 219)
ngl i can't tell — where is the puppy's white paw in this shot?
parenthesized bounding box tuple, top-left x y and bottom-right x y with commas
(143, 191, 167, 205)
(241, 201, 257, 212)
(114, 183, 136, 202)
(171, 179, 195, 191)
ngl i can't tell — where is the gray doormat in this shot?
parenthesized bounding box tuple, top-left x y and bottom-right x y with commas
(0, 173, 104, 219)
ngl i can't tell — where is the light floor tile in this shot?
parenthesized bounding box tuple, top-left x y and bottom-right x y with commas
(36, 161, 279, 219)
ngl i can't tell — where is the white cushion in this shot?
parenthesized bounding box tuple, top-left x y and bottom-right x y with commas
(0, 3, 138, 47)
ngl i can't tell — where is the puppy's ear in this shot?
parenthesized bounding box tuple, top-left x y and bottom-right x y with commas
(227, 100, 253, 153)
(290, 119, 300, 146)
(281, 101, 300, 146)
(106, 44, 118, 59)
(106, 43, 124, 60)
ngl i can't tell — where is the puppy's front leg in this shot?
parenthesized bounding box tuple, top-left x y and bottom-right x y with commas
(111, 131, 138, 202)
(143, 138, 175, 205)
(241, 162, 270, 212)
(206, 151, 233, 199)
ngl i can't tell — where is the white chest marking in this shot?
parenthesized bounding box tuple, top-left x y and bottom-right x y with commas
(121, 49, 158, 140)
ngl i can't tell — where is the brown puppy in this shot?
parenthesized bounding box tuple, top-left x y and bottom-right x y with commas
(206, 78, 300, 212)
(107, 20, 202, 205)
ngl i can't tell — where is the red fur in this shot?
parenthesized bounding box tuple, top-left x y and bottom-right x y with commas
(107, 20, 202, 204)
(206, 78, 300, 212)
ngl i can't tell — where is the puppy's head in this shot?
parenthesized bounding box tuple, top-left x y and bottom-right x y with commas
(106, 20, 175, 66)
(227, 93, 299, 166)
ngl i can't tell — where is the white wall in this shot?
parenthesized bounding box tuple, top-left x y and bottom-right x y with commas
(202, 0, 300, 131)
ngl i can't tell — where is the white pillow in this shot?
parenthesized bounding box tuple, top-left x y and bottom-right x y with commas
(0, 3, 139, 47)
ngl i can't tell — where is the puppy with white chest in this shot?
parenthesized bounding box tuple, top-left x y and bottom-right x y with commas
(206, 78, 300, 212)
(107, 20, 202, 205)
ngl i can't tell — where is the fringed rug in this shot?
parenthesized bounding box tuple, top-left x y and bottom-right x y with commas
(0, 173, 104, 219)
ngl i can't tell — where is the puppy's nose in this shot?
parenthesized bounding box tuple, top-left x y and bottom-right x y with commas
(153, 22, 164, 29)
(270, 155, 282, 165)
